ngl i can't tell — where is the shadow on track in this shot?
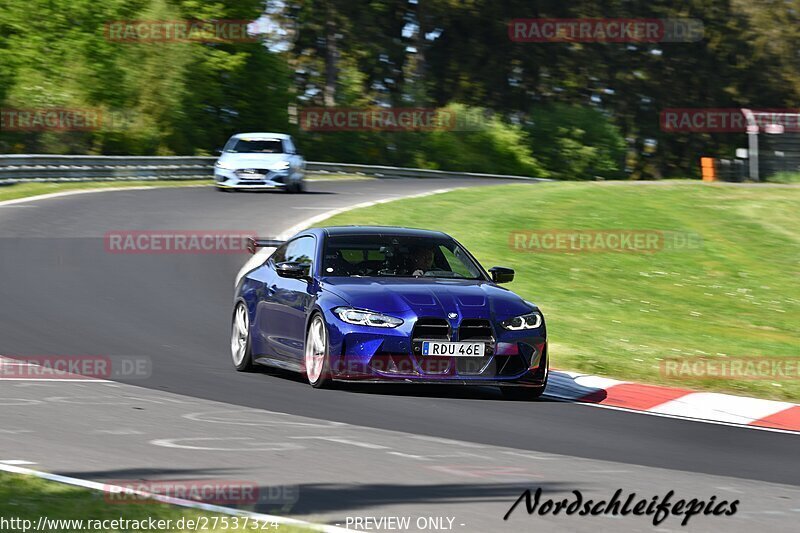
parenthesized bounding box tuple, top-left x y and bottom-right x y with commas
(252, 366, 560, 403)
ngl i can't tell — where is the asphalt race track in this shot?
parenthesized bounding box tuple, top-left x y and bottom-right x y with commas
(0, 178, 798, 532)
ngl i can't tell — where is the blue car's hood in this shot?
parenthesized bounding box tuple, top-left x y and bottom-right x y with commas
(321, 277, 534, 319)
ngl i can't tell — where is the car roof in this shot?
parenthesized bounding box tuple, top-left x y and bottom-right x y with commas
(229, 132, 291, 140)
(318, 226, 450, 239)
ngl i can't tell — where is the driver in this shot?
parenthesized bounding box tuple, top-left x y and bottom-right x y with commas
(409, 246, 435, 277)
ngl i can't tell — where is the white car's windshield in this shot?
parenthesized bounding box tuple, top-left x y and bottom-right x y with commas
(225, 139, 284, 154)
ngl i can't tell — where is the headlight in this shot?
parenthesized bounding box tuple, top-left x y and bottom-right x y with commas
(501, 311, 542, 330)
(333, 307, 403, 328)
(271, 161, 291, 171)
(215, 161, 235, 170)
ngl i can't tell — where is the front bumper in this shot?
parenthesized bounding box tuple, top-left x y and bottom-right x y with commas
(324, 311, 548, 386)
(214, 168, 302, 189)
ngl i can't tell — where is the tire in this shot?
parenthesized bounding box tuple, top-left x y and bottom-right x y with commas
(304, 313, 332, 388)
(286, 179, 305, 194)
(231, 302, 256, 371)
(217, 186, 234, 192)
(500, 385, 546, 401)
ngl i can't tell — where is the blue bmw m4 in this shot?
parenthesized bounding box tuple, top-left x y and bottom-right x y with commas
(231, 226, 548, 399)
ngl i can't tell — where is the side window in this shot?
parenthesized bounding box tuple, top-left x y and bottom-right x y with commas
(270, 243, 288, 264)
(223, 137, 237, 152)
(283, 137, 295, 154)
(439, 245, 480, 279)
(284, 236, 315, 268)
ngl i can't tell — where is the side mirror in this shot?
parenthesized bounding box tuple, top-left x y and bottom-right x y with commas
(489, 266, 514, 284)
(276, 261, 310, 280)
(215, 148, 224, 155)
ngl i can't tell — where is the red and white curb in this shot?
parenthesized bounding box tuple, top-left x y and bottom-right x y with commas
(0, 463, 356, 533)
(547, 370, 800, 433)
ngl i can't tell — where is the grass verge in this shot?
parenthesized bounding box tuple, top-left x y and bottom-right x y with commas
(318, 181, 800, 401)
(0, 472, 312, 533)
(767, 171, 800, 184)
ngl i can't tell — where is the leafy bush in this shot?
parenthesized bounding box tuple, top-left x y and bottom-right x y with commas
(298, 104, 547, 178)
(525, 104, 626, 180)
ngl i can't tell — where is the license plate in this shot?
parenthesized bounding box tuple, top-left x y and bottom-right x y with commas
(422, 341, 485, 357)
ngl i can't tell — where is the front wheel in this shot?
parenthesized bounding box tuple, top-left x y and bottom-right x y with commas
(286, 179, 305, 194)
(305, 313, 331, 388)
(231, 302, 255, 371)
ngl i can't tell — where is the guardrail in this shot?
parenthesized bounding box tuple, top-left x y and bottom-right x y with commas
(0, 155, 546, 183)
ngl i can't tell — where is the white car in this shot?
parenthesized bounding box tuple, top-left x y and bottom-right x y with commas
(214, 133, 306, 193)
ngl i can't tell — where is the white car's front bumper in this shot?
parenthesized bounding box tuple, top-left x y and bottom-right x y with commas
(214, 168, 302, 189)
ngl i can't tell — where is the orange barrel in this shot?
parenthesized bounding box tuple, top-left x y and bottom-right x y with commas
(700, 157, 716, 181)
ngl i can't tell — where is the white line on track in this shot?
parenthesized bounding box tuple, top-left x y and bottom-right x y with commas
(0, 463, 356, 533)
(410, 435, 487, 448)
(386, 451, 489, 461)
(0, 355, 111, 382)
(501, 451, 558, 461)
(289, 436, 391, 449)
(184, 409, 349, 428)
(0, 185, 209, 207)
(149, 437, 305, 452)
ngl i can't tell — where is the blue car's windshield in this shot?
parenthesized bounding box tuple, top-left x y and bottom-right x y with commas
(322, 235, 485, 279)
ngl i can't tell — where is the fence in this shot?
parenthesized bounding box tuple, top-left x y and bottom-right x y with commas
(0, 155, 546, 184)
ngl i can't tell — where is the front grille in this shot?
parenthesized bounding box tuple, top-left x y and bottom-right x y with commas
(454, 319, 493, 375)
(457, 319, 493, 341)
(235, 169, 271, 182)
(235, 168, 269, 176)
(412, 318, 451, 374)
(412, 318, 450, 340)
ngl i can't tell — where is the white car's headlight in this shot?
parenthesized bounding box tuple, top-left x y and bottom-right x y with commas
(501, 311, 542, 330)
(333, 307, 403, 328)
(271, 161, 291, 171)
(215, 161, 235, 170)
